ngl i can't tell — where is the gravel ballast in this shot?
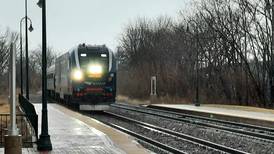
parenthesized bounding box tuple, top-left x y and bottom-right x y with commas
(109, 107, 274, 154)
(91, 113, 224, 154)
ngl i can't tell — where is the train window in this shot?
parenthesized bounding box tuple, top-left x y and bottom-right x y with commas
(78, 51, 109, 69)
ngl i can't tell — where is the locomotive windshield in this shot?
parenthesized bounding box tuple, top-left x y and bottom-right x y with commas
(78, 49, 109, 78)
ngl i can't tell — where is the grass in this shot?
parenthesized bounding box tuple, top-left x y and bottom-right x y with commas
(0, 93, 22, 114)
(117, 95, 192, 105)
(117, 94, 193, 105)
(117, 95, 150, 105)
(0, 95, 9, 113)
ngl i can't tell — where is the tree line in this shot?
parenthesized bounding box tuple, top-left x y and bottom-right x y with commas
(0, 28, 56, 94)
(117, 0, 273, 108)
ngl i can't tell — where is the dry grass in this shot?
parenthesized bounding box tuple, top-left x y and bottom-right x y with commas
(0, 95, 8, 105)
(0, 94, 21, 114)
(117, 95, 150, 105)
(0, 95, 9, 113)
(117, 95, 192, 105)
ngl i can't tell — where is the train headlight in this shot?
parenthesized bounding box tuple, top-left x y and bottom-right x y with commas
(72, 69, 83, 81)
(88, 64, 103, 78)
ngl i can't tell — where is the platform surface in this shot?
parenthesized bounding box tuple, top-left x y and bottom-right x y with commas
(152, 104, 274, 122)
(49, 104, 150, 154)
(0, 102, 149, 154)
(36, 104, 126, 153)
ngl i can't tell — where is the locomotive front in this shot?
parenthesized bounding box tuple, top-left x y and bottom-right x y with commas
(71, 45, 116, 105)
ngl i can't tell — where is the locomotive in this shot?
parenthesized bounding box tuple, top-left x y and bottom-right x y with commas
(47, 43, 116, 111)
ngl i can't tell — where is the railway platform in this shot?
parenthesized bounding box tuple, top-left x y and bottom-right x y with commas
(149, 104, 274, 128)
(0, 102, 149, 154)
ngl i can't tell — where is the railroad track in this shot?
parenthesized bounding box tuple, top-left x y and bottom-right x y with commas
(102, 111, 247, 154)
(147, 105, 274, 133)
(111, 103, 274, 141)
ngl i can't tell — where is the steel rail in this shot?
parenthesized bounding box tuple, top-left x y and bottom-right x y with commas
(104, 111, 247, 154)
(112, 103, 274, 141)
(100, 116, 186, 154)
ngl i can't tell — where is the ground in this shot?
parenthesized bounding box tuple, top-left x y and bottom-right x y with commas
(0, 95, 9, 113)
(117, 95, 150, 105)
(0, 92, 22, 114)
(117, 95, 192, 105)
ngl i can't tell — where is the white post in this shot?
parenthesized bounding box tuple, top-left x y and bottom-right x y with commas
(9, 43, 18, 136)
(150, 76, 157, 103)
(5, 43, 21, 154)
(150, 76, 157, 96)
(266, 0, 274, 107)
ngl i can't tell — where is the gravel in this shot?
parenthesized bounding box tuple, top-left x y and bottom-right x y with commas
(120, 104, 274, 136)
(137, 140, 171, 154)
(109, 107, 274, 154)
(91, 113, 224, 154)
(183, 116, 274, 136)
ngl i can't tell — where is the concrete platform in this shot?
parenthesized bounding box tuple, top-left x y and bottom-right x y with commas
(1, 103, 149, 154)
(149, 104, 274, 128)
(48, 104, 149, 154)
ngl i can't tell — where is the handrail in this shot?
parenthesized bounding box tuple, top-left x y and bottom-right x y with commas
(18, 94, 38, 140)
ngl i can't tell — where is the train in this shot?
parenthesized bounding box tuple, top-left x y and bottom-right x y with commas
(47, 43, 117, 111)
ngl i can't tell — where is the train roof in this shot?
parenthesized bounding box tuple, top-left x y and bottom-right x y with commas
(56, 43, 113, 58)
(77, 43, 109, 51)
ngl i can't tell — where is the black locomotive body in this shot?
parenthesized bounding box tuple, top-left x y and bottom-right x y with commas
(47, 44, 116, 110)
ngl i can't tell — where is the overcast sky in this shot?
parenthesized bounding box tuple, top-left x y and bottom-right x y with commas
(0, 0, 192, 54)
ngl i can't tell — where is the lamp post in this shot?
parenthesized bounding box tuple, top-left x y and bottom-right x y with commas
(271, 0, 274, 108)
(266, 0, 274, 108)
(37, 0, 52, 151)
(20, 17, 33, 96)
(24, 0, 31, 100)
(187, 21, 200, 106)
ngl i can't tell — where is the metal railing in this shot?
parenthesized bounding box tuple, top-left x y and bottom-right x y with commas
(0, 114, 36, 147)
(18, 94, 38, 141)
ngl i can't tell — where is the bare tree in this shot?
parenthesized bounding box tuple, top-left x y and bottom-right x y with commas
(28, 45, 57, 91)
(0, 28, 19, 94)
(118, 0, 272, 107)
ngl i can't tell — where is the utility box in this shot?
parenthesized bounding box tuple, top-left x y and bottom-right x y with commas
(150, 76, 157, 103)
